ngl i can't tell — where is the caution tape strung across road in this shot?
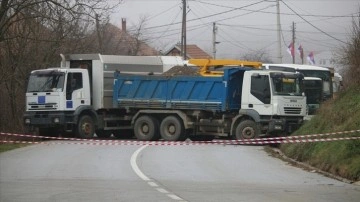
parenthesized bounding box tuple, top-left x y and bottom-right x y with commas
(0, 136, 359, 146)
(1, 129, 360, 142)
(0, 129, 360, 146)
(0, 136, 360, 146)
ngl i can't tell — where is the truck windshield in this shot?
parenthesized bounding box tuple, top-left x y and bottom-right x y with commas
(270, 73, 303, 96)
(297, 70, 332, 98)
(304, 80, 323, 104)
(27, 71, 65, 92)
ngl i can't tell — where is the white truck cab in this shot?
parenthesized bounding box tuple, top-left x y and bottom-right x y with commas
(239, 70, 306, 133)
(24, 68, 93, 137)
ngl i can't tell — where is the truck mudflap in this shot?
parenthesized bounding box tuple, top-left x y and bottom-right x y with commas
(267, 117, 303, 134)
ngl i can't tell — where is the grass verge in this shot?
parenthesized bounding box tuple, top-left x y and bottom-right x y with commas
(0, 144, 29, 153)
(280, 86, 360, 182)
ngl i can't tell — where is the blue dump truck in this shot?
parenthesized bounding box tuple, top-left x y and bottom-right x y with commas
(24, 54, 306, 140)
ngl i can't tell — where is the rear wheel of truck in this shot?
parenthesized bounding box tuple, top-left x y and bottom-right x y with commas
(160, 116, 186, 141)
(134, 115, 160, 141)
(235, 120, 260, 140)
(76, 115, 95, 139)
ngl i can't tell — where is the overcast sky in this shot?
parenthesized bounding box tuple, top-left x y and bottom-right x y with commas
(111, 0, 359, 63)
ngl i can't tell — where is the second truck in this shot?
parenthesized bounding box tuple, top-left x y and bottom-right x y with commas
(24, 54, 306, 140)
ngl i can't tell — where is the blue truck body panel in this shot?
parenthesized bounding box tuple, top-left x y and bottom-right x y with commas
(113, 68, 248, 112)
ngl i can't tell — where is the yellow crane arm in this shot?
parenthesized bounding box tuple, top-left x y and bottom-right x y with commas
(188, 59, 262, 77)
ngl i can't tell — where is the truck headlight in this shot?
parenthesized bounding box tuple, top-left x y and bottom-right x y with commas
(25, 119, 31, 124)
(53, 117, 60, 123)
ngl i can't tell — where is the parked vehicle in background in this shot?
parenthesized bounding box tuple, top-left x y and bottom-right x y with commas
(328, 66, 343, 98)
(262, 64, 333, 116)
(303, 77, 323, 117)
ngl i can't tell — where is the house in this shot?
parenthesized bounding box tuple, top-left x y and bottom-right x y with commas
(92, 18, 159, 56)
(164, 44, 212, 59)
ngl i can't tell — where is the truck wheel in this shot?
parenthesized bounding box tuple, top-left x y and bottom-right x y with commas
(235, 120, 260, 140)
(134, 115, 160, 141)
(160, 116, 186, 141)
(77, 115, 95, 139)
(95, 130, 112, 138)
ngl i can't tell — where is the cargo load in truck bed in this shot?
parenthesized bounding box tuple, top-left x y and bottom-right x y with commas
(113, 68, 248, 112)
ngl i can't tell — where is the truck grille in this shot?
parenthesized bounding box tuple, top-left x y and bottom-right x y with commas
(284, 107, 302, 115)
(28, 103, 57, 110)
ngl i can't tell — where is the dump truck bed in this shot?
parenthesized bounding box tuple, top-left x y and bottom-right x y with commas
(113, 68, 247, 112)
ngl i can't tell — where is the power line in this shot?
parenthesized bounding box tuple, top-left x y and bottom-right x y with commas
(145, 23, 208, 41)
(140, 0, 267, 31)
(188, 5, 258, 51)
(213, 4, 276, 23)
(281, 0, 350, 45)
(218, 23, 348, 35)
(148, 5, 183, 43)
(194, 0, 355, 18)
(147, 2, 182, 21)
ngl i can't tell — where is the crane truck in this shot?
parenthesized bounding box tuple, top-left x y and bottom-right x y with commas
(24, 54, 306, 140)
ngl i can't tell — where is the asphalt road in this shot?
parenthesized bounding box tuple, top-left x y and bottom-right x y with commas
(0, 141, 359, 202)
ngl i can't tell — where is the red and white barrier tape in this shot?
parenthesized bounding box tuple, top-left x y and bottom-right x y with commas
(0, 130, 359, 146)
(1, 129, 360, 142)
(1, 136, 360, 146)
(0, 136, 359, 146)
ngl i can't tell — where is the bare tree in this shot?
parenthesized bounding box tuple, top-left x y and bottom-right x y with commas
(126, 15, 158, 56)
(338, 10, 360, 87)
(0, 0, 122, 41)
(128, 16, 147, 55)
(240, 49, 273, 63)
(0, 0, 122, 133)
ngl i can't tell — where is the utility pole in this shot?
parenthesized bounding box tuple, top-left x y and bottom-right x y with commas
(95, 14, 103, 53)
(181, 0, 187, 60)
(276, 0, 282, 63)
(212, 22, 219, 59)
(292, 22, 296, 64)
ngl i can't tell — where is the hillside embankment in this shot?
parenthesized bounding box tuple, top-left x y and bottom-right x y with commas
(280, 86, 360, 182)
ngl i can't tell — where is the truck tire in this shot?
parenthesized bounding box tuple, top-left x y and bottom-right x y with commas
(95, 130, 112, 138)
(235, 120, 260, 140)
(76, 115, 95, 139)
(134, 115, 160, 141)
(160, 116, 186, 141)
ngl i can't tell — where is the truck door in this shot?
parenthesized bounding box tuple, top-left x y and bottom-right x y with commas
(70, 60, 93, 105)
(248, 74, 273, 115)
(65, 72, 87, 109)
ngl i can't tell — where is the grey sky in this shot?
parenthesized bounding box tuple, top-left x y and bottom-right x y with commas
(111, 0, 359, 63)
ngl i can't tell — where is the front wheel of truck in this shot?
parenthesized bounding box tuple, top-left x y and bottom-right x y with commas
(76, 115, 95, 139)
(234, 120, 260, 140)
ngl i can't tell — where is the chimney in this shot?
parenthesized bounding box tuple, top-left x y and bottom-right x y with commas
(122, 18, 126, 32)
